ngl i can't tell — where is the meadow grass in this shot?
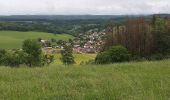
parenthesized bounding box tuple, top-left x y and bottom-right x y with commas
(54, 54, 96, 65)
(0, 31, 74, 49)
(0, 60, 170, 100)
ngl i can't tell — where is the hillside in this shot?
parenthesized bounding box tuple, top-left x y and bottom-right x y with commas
(0, 31, 74, 49)
(0, 60, 170, 100)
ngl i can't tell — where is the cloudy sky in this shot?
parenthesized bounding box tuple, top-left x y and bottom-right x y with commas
(0, 0, 169, 15)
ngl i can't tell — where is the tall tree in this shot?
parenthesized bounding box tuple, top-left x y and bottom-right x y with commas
(22, 39, 42, 67)
(61, 45, 75, 65)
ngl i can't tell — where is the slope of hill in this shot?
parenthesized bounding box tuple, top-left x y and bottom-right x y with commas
(0, 31, 74, 49)
(0, 59, 169, 99)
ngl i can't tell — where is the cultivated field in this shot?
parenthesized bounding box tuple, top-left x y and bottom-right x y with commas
(54, 54, 96, 65)
(0, 31, 74, 49)
(0, 59, 170, 100)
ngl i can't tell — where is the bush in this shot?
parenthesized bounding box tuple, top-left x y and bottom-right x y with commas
(0, 39, 54, 67)
(0, 49, 7, 65)
(109, 46, 131, 62)
(42, 54, 54, 65)
(148, 53, 164, 61)
(95, 45, 131, 64)
(0, 50, 26, 67)
(95, 51, 111, 64)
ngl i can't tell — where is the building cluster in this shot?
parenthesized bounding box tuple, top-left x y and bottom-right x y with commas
(40, 29, 106, 54)
(72, 29, 106, 53)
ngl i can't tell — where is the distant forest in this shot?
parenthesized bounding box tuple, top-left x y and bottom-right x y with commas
(0, 14, 170, 36)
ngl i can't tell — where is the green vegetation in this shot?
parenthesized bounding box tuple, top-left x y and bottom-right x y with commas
(0, 60, 170, 99)
(61, 45, 75, 65)
(0, 39, 54, 67)
(0, 31, 74, 49)
(95, 46, 130, 64)
(54, 54, 96, 65)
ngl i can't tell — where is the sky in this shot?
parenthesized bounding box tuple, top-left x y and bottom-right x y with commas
(0, 0, 169, 15)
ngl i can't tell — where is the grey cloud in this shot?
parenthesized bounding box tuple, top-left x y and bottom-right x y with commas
(0, 0, 169, 15)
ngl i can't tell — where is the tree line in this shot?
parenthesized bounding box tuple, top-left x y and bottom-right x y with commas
(95, 16, 170, 64)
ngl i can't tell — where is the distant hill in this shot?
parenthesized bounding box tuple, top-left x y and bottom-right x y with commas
(0, 15, 126, 21)
(0, 14, 169, 22)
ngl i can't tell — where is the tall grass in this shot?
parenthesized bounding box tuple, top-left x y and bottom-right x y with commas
(0, 60, 170, 100)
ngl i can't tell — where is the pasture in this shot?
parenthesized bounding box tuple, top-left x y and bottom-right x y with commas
(0, 31, 74, 49)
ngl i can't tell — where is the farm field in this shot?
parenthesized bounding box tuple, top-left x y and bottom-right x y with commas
(0, 31, 74, 49)
(54, 54, 96, 65)
(0, 59, 170, 100)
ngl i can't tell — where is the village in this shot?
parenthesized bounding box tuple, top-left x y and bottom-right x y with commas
(40, 29, 106, 54)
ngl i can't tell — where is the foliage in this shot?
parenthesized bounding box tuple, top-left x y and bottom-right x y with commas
(95, 45, 130, 64)
(0, 49, 7, 65)
(95, 51, 111, 64)
(42, 54, 54, 65)
(22, 39, 42, 67)
(0, 39, 54, 67)
(0, 49, 26, 67)
(152, 17, 170, 54)
(61, 45, 75, 65)
(105, 16, 170, 60)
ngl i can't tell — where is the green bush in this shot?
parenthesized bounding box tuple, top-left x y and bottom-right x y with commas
(95, 45, 131, 64)
(0, 50, 26, 67)
(109, 46, 131, 62)
(95, 51, 111, 64)
(148, 53, 164, 61)
(0, 49, 7, 65)
(0, 39, 54, 67)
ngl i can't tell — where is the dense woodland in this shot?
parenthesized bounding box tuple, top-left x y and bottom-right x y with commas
(0, 14, 169, 36)
(96, 15, 170, 64)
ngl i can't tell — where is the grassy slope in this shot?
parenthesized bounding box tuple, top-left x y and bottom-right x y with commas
(54, 54, 96, 65)
(0, 31, 74, 49)
(0, 60, 170, 100)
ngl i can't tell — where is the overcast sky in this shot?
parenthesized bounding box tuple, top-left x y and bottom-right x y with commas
(0, 0, 169, 15)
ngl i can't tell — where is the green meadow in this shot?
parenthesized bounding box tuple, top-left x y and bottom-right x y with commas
(0, 31, 74, 49)
(54, 54, 96, 65)
(0, 59, 170, 100)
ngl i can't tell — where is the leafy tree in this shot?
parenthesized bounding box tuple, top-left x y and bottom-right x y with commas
(95, 45, 130, 64)
(152, 17, 170, 54)
(22, 39, 42, 67)
(61, 45, 75, 65)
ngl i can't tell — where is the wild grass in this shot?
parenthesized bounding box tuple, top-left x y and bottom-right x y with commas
(0, 59, 170, 100)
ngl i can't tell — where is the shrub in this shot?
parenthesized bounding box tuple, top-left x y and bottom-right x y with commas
(42, 54, 54, 65)
(95, 45, 131, 64)
(109, 46, 131, 62)
(148, 53, 164, 61)
(0, 49, 7, 65)
(95, 51, 111, 64)
(0, 50, 26, 67)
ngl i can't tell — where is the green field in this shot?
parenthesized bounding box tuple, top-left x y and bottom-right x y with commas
(54, 54, 96, 65)
(0, 31, 74, 49)
(0, 60, 170, 100)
